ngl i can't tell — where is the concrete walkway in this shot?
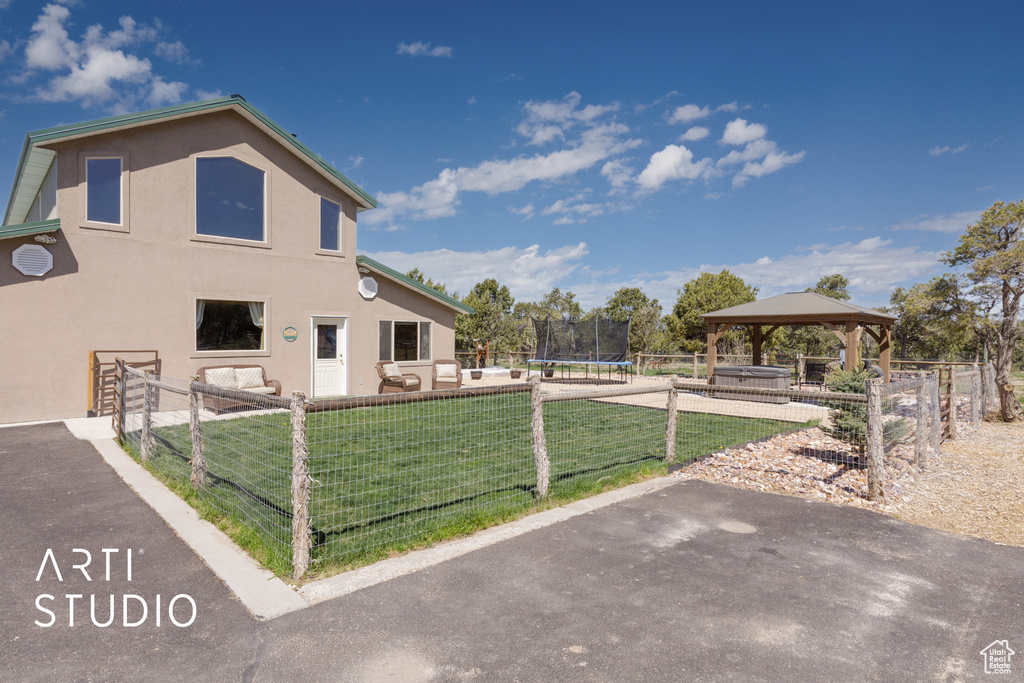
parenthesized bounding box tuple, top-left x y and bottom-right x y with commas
(1, 420, 1021, 681)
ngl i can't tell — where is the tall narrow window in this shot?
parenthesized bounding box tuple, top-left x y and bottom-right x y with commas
(320, 197, 342, 251)
(378, 321, 392, 361)
(87, 158, 121, 224)
(196, 157, 265, 241)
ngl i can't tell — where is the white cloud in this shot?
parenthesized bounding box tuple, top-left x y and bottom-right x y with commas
(20, 4, 190, 110)
(668, 104, 711, 124)
(929, 144, 968, 156)
(363, 242, 590, 302)
(396, 41, 453, 57)
(635, 144, 712, 191)
(601, 159, 633, 192)
(508, 203, 535, 219)
(516, 91, 620, 146)
(732, 149, 805, 187)
(25, 4, 78, 70)
(154, 40, 196, 65)
(146, 75, 187, 106)
(890, 210, 981, 233)
(721, 118, 767, 145)
(680, 126, 709, 142)
(540, 193, 616, 224)
(365, 113, 641, 229)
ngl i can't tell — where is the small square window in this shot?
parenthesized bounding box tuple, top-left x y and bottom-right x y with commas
(320, 197, 342, 251)
(378, 321, 431, 362)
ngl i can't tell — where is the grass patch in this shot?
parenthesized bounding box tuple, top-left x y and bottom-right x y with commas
(122, 393, 808, 579)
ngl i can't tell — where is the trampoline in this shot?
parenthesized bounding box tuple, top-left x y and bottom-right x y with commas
(528, 317, 633, 383)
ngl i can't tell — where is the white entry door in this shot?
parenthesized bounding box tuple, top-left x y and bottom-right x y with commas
(312, 317, 347, 398)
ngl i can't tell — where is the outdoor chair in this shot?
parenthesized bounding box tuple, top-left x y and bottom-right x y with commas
(375, 361, 422, 393)
(804, 361, 827, 386)
(431, 359, 462, 390)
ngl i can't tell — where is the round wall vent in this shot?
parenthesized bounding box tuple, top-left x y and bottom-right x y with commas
(12, 244, 53, 276)
(358, 276, 378, 300)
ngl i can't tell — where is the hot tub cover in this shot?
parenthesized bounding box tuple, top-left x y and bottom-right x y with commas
(713, 365, 790, 379)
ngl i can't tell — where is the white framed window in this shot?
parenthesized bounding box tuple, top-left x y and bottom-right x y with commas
(378, 321, 431, 362)
(319, 197, 342, 251)
(195, 157, 266, 242)
(196, 299, 265, 352)
(81, 152, 129, 232)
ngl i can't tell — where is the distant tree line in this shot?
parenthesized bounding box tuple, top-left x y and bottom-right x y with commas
(406, 199, 1024, 420)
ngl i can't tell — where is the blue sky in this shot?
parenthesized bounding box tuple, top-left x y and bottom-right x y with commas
(1, 0, 1022, 310)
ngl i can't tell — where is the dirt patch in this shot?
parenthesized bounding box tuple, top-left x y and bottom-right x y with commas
(890, 418, 1024, 546)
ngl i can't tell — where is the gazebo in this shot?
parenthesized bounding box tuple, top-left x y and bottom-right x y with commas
(702, 291, 897, 382)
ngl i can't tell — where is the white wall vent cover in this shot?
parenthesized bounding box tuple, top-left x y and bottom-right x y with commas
(358, 276, 378, 300)
(12, 244, 53, 276)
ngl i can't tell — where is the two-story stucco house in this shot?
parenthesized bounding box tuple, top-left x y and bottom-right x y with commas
(1, 95, 471, 424)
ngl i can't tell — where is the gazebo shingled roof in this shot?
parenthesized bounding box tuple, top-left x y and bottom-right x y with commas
(702, 291, 896, 382)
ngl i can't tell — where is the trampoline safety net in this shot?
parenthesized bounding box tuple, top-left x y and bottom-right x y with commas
(532, 317, 630, 363)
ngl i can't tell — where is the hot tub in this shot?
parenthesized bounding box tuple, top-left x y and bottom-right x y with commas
(710, 365, 790, 404)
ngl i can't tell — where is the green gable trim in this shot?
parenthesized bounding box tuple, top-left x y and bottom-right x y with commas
(356, 255, 474, 314)
(5, 94, 376, 226)
(0, 218, 61, 240)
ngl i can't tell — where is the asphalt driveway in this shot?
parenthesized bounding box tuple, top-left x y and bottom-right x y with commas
(1, 421, 1020, 681)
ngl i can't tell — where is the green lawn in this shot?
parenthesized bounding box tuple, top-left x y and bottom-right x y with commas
(124, 393, 810, 577)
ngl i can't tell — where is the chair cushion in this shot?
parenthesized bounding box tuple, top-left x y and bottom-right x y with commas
(404, 375, 420, 386)
(435, 363, 458, 379)
(242, 385, 277, 395)
(382, 362, 401, 378)
(205, 367, 237, 389)
(235, 367, 266, 389)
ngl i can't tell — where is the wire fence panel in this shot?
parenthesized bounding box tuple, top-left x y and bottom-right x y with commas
(116, 363, 994, 579)
(305, 388, 533, 571)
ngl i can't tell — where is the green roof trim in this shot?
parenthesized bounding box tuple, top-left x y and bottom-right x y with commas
(356, 255, 474, 314)
(0, 218, 61, 240)
(5, 94, 376, 225)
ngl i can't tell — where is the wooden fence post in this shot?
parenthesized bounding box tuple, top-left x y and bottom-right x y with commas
(693, 354, 699, 378)
(189, 377, 206, 488)
(929, 373, 942, 454)
(141, 370, 154, 462)
(291, 391, 311, 581)
(112, 358, 127, 440)
(914, 379, 928, 471)
(970, 366, 980, 425)
(947, 365, 958, 440)
(529, 376, 550, 499)
(865, 378, 888, 503)
(665, 376, 678, 464)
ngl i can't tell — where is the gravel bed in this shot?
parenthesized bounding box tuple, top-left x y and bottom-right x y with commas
(676, 416, 1024, 547)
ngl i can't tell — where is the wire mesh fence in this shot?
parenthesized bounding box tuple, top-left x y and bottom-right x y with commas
(115, 361, 993, 579)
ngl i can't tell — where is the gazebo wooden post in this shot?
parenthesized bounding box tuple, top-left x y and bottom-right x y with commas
(880, 325, 892, 383)
(844, 322, 859, 372)
(706, 323, 718, 381)
(751, 325, 763, 366)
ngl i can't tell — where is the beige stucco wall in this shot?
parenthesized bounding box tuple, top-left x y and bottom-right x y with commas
(0, 110, 457, 423)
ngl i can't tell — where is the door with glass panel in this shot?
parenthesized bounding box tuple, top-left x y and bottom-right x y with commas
(312, 317, 347, 397)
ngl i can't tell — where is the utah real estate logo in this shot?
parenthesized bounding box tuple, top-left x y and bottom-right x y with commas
(979, 640, 1014, 675)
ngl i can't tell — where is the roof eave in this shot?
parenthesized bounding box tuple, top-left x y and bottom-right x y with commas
(5, 95, 377, 225)
(0, 217, 61, 240)
(356, 255, 473, 314)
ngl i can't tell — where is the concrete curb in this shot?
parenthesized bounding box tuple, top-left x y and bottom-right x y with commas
(87, 437, 309, 621)
(300, 474, 683, 604)
(62, 418, 688, 617)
